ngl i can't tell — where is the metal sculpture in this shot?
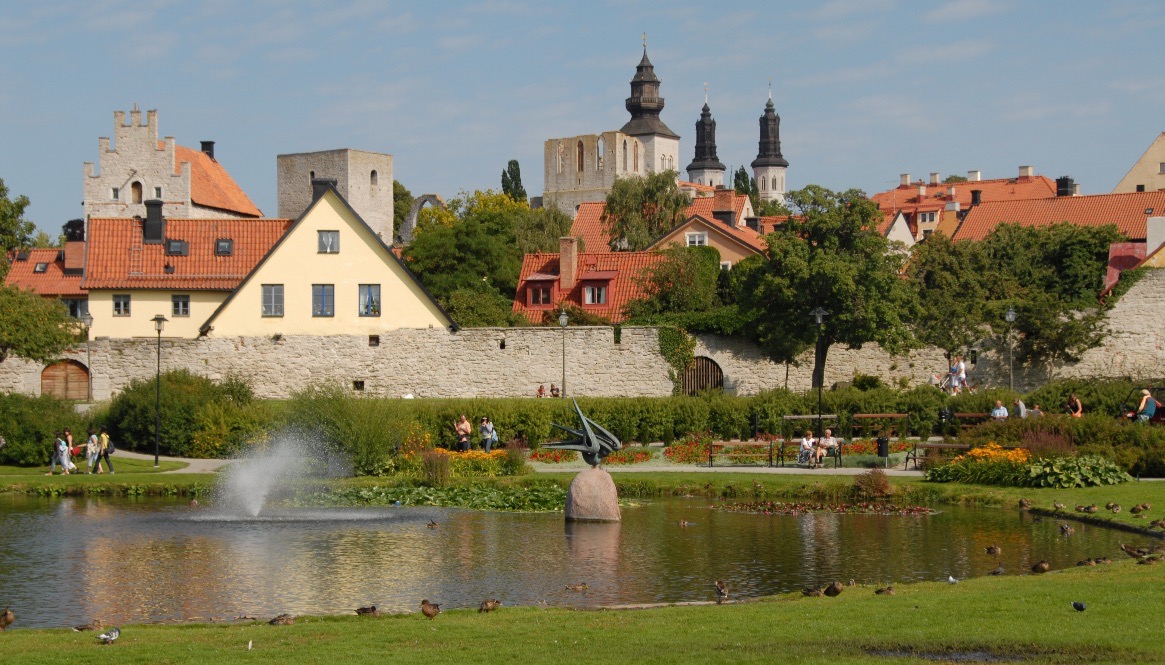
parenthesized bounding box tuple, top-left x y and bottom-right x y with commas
(545, 400, 622, 467)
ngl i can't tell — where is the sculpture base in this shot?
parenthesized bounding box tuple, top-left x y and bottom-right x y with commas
(565, 466, 621, 522)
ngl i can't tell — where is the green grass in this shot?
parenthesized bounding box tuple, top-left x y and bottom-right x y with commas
(0, 457, 187, 476)
(1, 559, 1162, 664)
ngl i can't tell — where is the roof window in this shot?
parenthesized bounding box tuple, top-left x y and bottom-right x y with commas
(215, 238, 234, 256)
(15, 251, 29, 262)
(1145, 208, 1155, 215)
(165, 239, 189, 256)
(34, 262, 49, 273)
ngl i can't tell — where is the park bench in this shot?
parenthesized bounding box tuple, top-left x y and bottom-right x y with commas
(849, 413, 910, 468)
(708, 439, 775, 467)
(780, 414, 840, 468)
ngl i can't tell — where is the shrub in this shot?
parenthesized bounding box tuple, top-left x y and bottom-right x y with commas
(1025, 455, 1131, 488)
(854, 468, 892, 499)
(422, 449, 451, 486)
(0, 393, 89, 466)
(500, 442, 532, 476)
(188, 400, 274, 459)
(604, 446, 655, 465)
(664, 431, 712, 465)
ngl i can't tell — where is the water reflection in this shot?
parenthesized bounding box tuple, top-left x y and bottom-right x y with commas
(0, 495, 1144, 629)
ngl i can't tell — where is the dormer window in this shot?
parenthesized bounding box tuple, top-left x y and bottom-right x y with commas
(215, 238, 234, 256)
(318, 230, 340, 254)
(583, 285, 607, 305)
(33, 262, 48, 273)
(165, 239, 189, 256)
(528, 285, 552, 306)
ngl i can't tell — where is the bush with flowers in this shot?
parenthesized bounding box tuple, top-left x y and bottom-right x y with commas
(664, 432, 713, 465)
(926, 442, 1129, 488)
(529, 448, 577, 464)
(604, 446, 655, 465)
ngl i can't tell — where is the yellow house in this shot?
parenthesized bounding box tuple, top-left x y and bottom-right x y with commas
(649, 214, 768, 268)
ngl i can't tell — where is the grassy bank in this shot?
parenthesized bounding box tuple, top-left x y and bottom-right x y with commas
(1, 559, 1162, 664)
(0, 458, 212, 496)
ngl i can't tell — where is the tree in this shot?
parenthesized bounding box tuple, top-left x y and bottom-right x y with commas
(514, 205, 575, 255)
(600, 170, 688, 251)
(32, 230, 61, 248)
(0, 178, 35, 278)
(392, 180, 415, 240)
(905, 234, 988, 356)
(736, 185, 916, 388)
(732, 167, 756, 200)
(500, 160, 527, 203)
(625, 245, 721, 319)
(0, 285, 79, 364)
(943, 175, 969, 184)
(445, 283, 523, 327)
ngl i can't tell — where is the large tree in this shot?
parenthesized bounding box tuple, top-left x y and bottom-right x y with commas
(500, 160, 527, 203)
(736, 185, 915, 387)
(0, 285, 79, 364)
(0, 178, 35, 278)
(905, 234, 988, 356)
(514, 205, 574, 255)
(392, 180, 415, 240)
(600, 170, 688, 251)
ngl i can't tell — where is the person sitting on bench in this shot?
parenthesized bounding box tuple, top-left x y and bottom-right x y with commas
(814, 429, 838, 467)
(797, 430, 815, 466)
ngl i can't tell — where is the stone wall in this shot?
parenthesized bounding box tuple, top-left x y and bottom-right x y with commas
(277, 149, 394, 241)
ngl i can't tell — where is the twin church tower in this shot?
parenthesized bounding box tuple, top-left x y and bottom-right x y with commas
(542, 46, 788, 214)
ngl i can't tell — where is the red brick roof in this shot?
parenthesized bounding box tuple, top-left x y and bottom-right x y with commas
(82, 217, 292, 290)
(569, 192, 752, 253)
(512, 250, 663, 323)
(4, 248, 85, 297)
(173, 145, 262, 217)
(952, 190, 1165, 242)
(870, 175, 1057, 215)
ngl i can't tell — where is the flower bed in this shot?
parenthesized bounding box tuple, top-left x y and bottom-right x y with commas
(716, 500, 935, 515)
(847, 438, 913, 456)
(604, 447, 655, 465)
(664, 432, 713, 465)
(528, 448, 577, 464)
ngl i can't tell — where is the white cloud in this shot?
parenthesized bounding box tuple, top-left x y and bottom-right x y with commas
(922, 0, 1008, 23)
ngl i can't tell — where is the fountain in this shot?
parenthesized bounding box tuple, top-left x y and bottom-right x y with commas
(216, 429, 351, 518)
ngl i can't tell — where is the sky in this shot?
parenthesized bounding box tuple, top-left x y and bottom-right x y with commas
(1, 0, 1163, 235)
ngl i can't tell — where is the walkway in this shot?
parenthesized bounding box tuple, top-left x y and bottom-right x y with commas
(116, 449, 234, 474)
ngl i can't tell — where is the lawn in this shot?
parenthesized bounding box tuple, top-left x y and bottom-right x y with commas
(0, 457, 187, 476)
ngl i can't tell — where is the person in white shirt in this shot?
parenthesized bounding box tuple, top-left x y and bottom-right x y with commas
(814, 428, 839, 467)
(799, 430, 816, 466)
(990, 400, 1009, 421)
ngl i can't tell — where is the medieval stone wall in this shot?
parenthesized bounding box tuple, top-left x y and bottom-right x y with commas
(276, 149, 394, 241)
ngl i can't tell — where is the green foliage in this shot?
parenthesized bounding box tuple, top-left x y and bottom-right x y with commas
(303, 482, 567, 511)
(657, 325, 695, 392)
(600, 170, 689, 251)
(732, 166, 757, 201)
(535, 303, 611, 326)
(906, 234, 987, 355)
(0, 177, 34, 278)
(625, 245, 722, 320)
(500, 159, 527, 203)
(851, 373, 884, 391)
(943, 175, 969, 184)
(514, 206, 575, 255)
(1025, 455, 1130, 488)
(392, 180, 414, 238)
(0, 285, 80, 364)
(445, 284, 524, 327)
(189, 399, 273, 459)
(0, 392, 89, 465)
(925, 458, 1028, 486)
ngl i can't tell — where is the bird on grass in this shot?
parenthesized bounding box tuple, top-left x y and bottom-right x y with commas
(1105, 502, 1116, 510)
(478, 599, 501, 613)
(1031, 560, 1050, 574)
(1018, 498, 1033, 510)
(1096, 556, 1113, 564)
(1085, 504, 1099, 514)
(714, 580, 729, 604)
(247, 640, 253, 651)
(846, 579, 857, 587)
(420, 600, 441, 619)
(875, 586, 895, 595)
(355, 605, 380, 617)
(1109, 504, 1122, 514)
(948, 576, 959, 584)
(426, 520, 439, 529)
(73, 618, 103, 632)
(1120, 543, 1151, 559)
(985, 543, 1001, 555)
(565, 583, 588, 591)
(824, 581, 845, 597)
(1077, 559, 1096, 567)
(1137, 555, 1162, 566)
(1053, 500, 1065, 512)
(1131, 504, 1146, 515)
(802, 587, 824, 597)
(0, 608, 14, 631)
(96, 627, 120, 644)
(1071, 602, 1086, 612)
(989, 565, 1005, 576)
(268, 614, 295, 626)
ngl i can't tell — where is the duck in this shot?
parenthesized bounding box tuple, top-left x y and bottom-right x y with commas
(824, 581, 845, 597)
(1150, 519, 1165, 529)
(1137, 555, 1161, 565)
(1085, 504, 1099, 514)
(1094, 556, 1113, 565)
(989, 565, 1005, 576)
(1053, 501, 1065, 512)
(874, 586, 895, 595)
(355, 605, 380, 617)
(420, 600, 441, 619)
(1074, 504, 1087, 513)
(564, 583, 589, 591)
(846, 579, 857, 587)
(985, 543, 1001, 555)
(1077, 559, 1096, 566)
(1109, 504, 1122, 514)
(1130, 504, 1146, 515)
(188, 499, 200, 508)
(426, 520, 439, 529)
(1018, 498, 1033, 510)
(1031, 560, 1050, 574)
(96, 627, 120, 644)
(73, 618, 103, 632)
(268, 614, 295, 626)
(1105, 502, 1116, 510)
(1120, 543, 1151, 559)
(478, 599, 502, 613)
(0, 608, 13, 631)
(1059, 523, 1075, 537)
(802, 587, 824, 597)
(713, 579, 729, 605)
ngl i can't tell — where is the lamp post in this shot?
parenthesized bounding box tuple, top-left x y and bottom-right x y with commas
(809, 307, 830, 438)
(1005, 306, 1016, 392)
(80, 311, 94, 403)
(558, 309, 569, 398)
(151, 314, 168, 467)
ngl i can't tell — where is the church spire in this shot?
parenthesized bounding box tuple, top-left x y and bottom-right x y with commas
(686, 90, 725, 181)
(751, 92, 788, 169)
(619, 45, 679, 139)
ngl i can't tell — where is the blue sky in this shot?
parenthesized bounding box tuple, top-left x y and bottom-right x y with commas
(1, 1, 1163, 234)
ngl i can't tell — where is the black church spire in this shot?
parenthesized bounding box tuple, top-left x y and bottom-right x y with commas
(619, 48, 679, 139)
(686, 102, 725, 173)
(751, 96, 788, 169)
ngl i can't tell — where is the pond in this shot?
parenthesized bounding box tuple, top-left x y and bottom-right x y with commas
(0, 495, 1136, 629)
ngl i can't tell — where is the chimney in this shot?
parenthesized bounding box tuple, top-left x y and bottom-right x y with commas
(1055, 176, 1075, 197)
(900, 173, 911, 187)
(143, 199, 165, 244)
(948, 186, 957, 198)
(1073, 183, 1081, 196)
(930, 172, 940, 186)
(1148, 217, 1165, 256)
(63, 219, 85, 272)
(559, 237, 579, 292)
(200, 141, 215, 160)
(971, 190, 982, 206)
(1018, 165, 1034, 178)
(918, 185, 926, 199)
(311, 178, 338, 202)
(967, 170, 981, 182)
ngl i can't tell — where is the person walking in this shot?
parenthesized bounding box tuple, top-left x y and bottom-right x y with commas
(955, 356, 967, 395)
(455, 414, 472, 452)
(96, 426, 115, 474)
(85, 429, 100, 474)
(47, 432, 72, 475)
(480, 417, 498, 453)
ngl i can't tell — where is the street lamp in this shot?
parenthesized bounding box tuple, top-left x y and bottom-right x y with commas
(151, 314, 168, 467)
(809, 307, 830, 438)
(80, 311, 94, 403)
(1005, 306, 1017, 391)
(558, 309, 569, 398)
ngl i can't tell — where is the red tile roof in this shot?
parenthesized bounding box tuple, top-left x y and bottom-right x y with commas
(173, 145, 262, 217)
(1103, 242, 1146, 296)
(82, 217, 292, 290)
(512, 250, 663, 323)
(651, 214, 768, 254)
(569, 192, 753, 253)
(869, 175, 1057, 215)
(952, 190, 1165, 242)
(4, 248, 85, 297)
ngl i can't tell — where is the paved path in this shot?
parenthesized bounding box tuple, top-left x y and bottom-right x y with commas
(116, 449, 234, 474)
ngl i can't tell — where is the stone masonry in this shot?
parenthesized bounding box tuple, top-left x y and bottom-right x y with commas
(277, 149, 394, 241)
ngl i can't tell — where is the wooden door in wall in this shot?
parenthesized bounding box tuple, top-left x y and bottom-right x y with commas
(681, 356, 723, 395)
(41, 360, 89, 400)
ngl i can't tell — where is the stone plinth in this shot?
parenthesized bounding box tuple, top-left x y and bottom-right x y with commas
(564, 466, 620, 522)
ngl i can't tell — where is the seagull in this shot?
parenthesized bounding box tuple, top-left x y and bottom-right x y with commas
(714, 580, 728, 604)
(96, 627, 120, 644)
(0, 607, 13, 631)
(420, 599, 441, 619)
(355, 605, 380, 617)
(73, 618, 102, 632)
(1071, 602, 1086, 612)
(268, 614, 295, 626)
(948, 576, 959, 584)
(478, 599, 502, 613)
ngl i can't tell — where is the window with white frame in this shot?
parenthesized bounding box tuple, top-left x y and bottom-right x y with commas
(172, 294, 190, 317)
(261, 284, 284, 317)
(686, 232, 707, 247)
(317, 230, 340, 254)
(583, 284, 607, 305)
(312, 284, 335, 317)
(359, 284, 381, 317)
(720, 261, 732, 271)
(113, 294, 131, 316)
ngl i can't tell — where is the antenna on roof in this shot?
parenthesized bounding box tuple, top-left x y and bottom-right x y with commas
(704, 82, 709, 104)
(768, 78, 773, 101)
(642, 32, 647, 49)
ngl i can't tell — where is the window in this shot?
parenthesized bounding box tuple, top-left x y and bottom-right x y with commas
(622, 140, 628, 171)
(171, 295, 190, 317)
(633, 141, 639, 171)
(215, 239, 234, 256)
(33, 262, 48, 273)
(370, 170, 378, 187)
(368, 335, 380, 347)
(583, 285, 607, 305)
(359, 284, 381, 317)
(113, 294, 131, 316)
(529, 285, 551, 306)
(261, 284, 284, 317)
(720, 261, 732, 271)
(312, 284, 335, 317)
(165, 239, 189, 256)
(131, 181, 143, 204)
(1159, 163, 1165, 174)
(352, 380, 365, 391)
(1138, 185, 1147, 192)
(577, 140, 584, 172)
(63, 299, 88, 319)
(154, 187, 162, 198)
(318, 230, 340, 253)
(111, 187, 119, 201)
(760, 176, 767, 191)
(686, 232, 707, 247)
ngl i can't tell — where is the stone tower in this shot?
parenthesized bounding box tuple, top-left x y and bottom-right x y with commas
(685, 101, 725, 187)
(276, 149, 394, 242)
(751, 93, 789, 204)
(619, 48, 680, 177)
